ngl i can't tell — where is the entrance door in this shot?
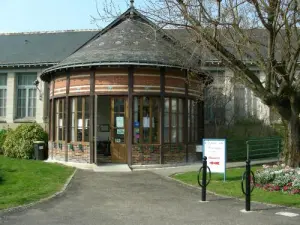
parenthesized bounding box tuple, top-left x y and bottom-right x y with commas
(110, 97, 127, 163)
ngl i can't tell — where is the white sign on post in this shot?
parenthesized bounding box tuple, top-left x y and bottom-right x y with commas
(203, 139, 226, 181)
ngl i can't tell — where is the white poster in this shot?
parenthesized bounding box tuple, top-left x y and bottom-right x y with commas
(143, 117, 150, 128)
(78, 119, 83, 129)
(117, 129, 125, 135)
(116, 117, 124, 128)
(203, 139, 226, 175)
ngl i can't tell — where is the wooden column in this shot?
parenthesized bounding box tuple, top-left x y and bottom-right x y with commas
(198, 101, 204, 145)
(160, 67, 165, 164)
(50, 75, 55, 159)
(127, 66, 134, 166)
(184, 70, 189, 162)
(89, 70, 95, 164)
(65, 71, 70, 162)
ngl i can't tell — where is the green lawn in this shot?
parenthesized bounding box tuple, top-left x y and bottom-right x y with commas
(0, 155, 75, 210)
(172, 166, 300, 208)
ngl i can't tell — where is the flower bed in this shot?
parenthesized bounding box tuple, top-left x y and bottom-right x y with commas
(255, 164, 300, 195)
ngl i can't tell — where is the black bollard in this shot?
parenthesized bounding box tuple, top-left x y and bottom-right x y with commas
(202, 156, 207, 201)
(245, 159, 251, 211)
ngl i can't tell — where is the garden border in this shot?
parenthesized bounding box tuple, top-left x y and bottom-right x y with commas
(161, 171, 300, 211)
(0, 168, 77, 215)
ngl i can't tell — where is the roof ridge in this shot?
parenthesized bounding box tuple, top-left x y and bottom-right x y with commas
(0, 29, 100, 36)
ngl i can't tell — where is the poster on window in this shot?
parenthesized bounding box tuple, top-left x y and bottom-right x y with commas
(116, 117, 124, 128)
(143, 117, 150, 128)
(78, 119, 83, 129)
(117, 129, 124, 135)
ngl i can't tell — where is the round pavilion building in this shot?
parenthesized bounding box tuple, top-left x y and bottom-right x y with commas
(40, 7, 207, 166)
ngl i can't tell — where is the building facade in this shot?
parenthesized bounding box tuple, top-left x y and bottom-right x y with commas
(0, 7, 279, 166)
(40, 7, 206, 165)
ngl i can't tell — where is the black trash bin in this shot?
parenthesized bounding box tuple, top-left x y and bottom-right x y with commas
(34, 141, 45, 160)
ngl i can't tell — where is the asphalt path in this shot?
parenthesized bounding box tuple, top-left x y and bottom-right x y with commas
(1, 170, 299, 225)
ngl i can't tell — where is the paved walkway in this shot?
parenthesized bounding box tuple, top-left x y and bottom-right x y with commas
(1, 169, 299, 225)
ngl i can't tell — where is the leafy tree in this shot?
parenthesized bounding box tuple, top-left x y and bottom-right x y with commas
(97, 0, 300, 166)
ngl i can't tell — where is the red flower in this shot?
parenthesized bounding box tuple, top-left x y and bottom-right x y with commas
(274, 185, 280, 191)
(283, 186, 289, 191)
(291, 189, 300, 195)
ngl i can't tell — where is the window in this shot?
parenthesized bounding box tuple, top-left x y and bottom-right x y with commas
(17, 73, 37, 118)
(113, 98, 126, 143)
(234, 87, 246, 119)
(204, 87, 225, 123)
(188, 99, 199, 143)
(55, 99, 65, 141)
(133, 97, 160, 144)
(164, 98, 183, 143)
(70, 97, 90, 142)
(0, 74, 7, 117)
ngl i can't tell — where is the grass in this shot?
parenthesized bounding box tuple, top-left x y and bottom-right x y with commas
(0, 155, 75, 210)
(172, 166, 300, 208)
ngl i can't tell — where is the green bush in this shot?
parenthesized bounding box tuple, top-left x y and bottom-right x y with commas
(0, 129, 8, 154)
(3, 123, 48, 159)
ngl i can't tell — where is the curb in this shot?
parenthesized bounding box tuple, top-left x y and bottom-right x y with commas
(163, 172, 300, 211)
(0, 168, 77, 215)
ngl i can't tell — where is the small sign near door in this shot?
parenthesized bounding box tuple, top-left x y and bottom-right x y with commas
(117, 129, 125, 135)
(116, 117, 124, 128)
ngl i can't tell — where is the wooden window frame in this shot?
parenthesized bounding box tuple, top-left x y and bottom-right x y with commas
(70, 96, 90, 143)
(164, 97, 184, 144)
(133, 96, 160, 144)
(188, 99, 199, 143)
(55, 98, 65, 142)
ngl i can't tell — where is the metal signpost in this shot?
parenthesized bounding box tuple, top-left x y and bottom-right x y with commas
(241, 160, 255, 211)
(197, 156, 211, 201)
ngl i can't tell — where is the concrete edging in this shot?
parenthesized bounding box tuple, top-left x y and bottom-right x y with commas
(0, 168, 77, 215)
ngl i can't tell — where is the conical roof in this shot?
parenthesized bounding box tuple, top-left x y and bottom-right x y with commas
(41, 8, 201, 79)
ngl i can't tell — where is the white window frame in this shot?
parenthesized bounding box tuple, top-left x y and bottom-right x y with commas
(0, 74, 7, 117)
(16, 73, 37, 118)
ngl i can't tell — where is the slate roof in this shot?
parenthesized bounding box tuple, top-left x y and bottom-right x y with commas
(41, 8, 202, 79)
(0, 30, 98, 67)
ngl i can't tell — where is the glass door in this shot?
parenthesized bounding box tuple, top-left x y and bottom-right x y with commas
(110, 97, 127, 163)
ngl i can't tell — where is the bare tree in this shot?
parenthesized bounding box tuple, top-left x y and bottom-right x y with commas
(95, 0, 300, 167)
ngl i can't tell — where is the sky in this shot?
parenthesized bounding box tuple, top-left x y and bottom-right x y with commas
(0, 0, 144, 33)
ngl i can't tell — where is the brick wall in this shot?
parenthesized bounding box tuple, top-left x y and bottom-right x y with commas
(70, 75, 90, 95)
(131, 143, 199, 165)
(67, 142, 90, 163)
(163, 144, 186, 164)
(187, 144, 198, 162)
(48, 141, 90, 163)
(132, 144, 160, 164)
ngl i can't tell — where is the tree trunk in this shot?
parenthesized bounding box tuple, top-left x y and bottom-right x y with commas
(282, 113, 300, 167)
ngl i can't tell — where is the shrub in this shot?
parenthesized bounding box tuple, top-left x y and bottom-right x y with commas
(3, 123, 48, 159)
(292, 176, 300, 189)
(0, 129, 9, 154)
(255, 168, 276, 185)
(255, 164, 300, 194)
